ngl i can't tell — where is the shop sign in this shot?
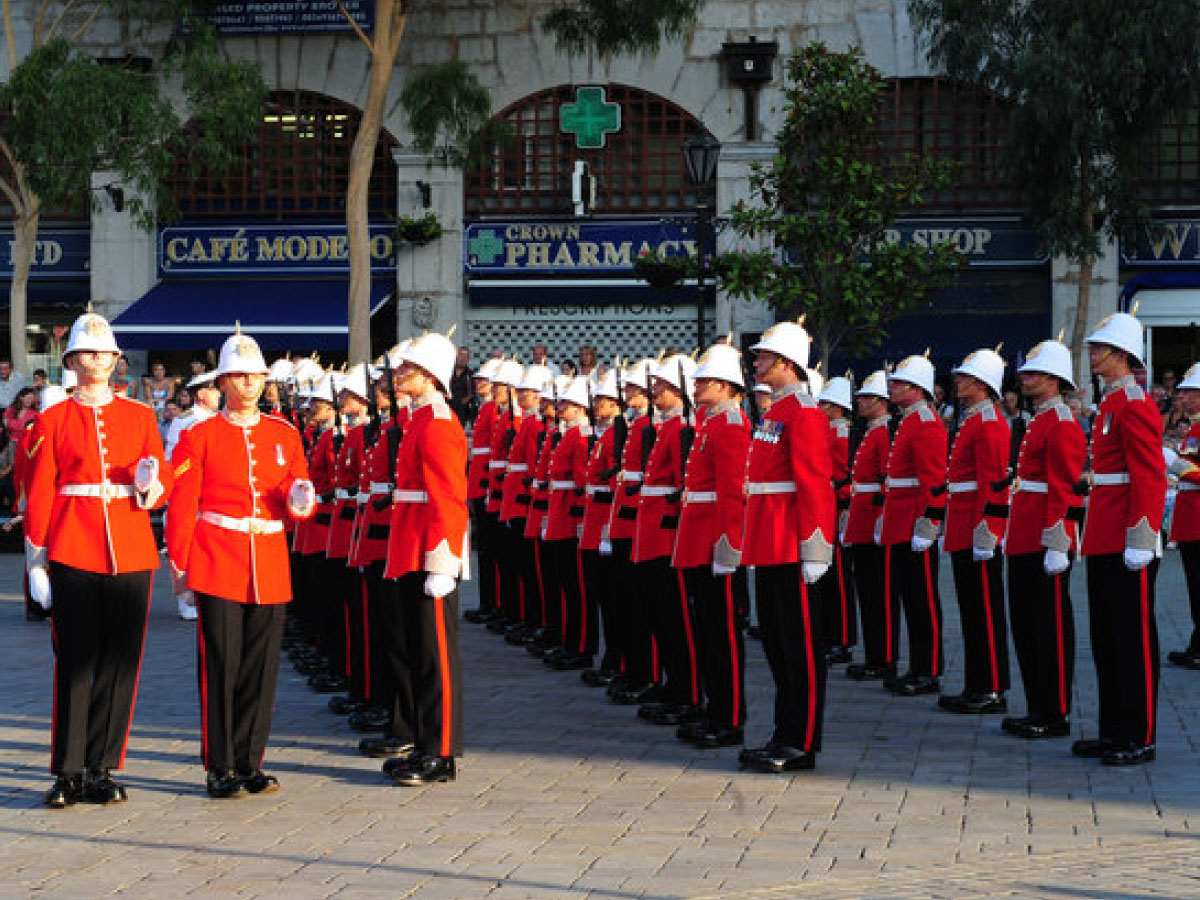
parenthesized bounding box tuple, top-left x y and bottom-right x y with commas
(0, 228, 89, 279)
(202, 1, 373, 34)
(158, 224, 396, 276)
(464, 220, 707, 276)
(884, 218, 1047, 267)
(1122, 220, 1200, 265)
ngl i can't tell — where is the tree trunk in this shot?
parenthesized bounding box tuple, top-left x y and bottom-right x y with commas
(346, 0, 407, 364)
(10, 205, 39, 374)
(1069, 252, 1095, 393)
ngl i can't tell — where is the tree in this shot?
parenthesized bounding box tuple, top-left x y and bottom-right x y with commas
(908, 0, 1200, 385)
(0, 2, 265, 372)
(716, 43, 961, 372)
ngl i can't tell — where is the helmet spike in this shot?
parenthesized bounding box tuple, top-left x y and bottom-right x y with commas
(796, 313, 807, 327)
(446, 323, 458, 339)
(923, 347, 931, 358)
(994, 342, 1003, 353)
(1056, 327, 1066, 344)
(1130, 299, 1140, 317)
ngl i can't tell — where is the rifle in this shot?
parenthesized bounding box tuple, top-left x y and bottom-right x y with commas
(330, 375, 344, 458)
(673, 358, 695, 506)
(380, 350, 404, 510)
(601, 359, 628, 480)
(742, 355, 760, 424)
(363, 360, 381, 450)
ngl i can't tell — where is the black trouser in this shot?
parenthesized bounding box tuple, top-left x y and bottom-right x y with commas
(538, 537, 563, 640)
(519, 529, 542, 629)
(640, 557, 699, 706)
(362, 561, 389, 706)
(1086, 554, 1160, 748)
(196, 594, 287, 775)
(340, 564, 369, 699)
(817, 542, 857, 650)
(48, 564, 152, 776)
(1008, 552, 1074, 721)
(1180, 541, 1200, 651)
(687, 567, 746, 729)
(851, 543, 896, 667)
(288, 550, 317, 643)
(314, 555, 348, 674)
(613, 538, 655, 685)
(584, 547, 621, 672)
(578, 549, 608, 662)
(498, 519, 528, 623)
(949, 550, 1010, 694)
(755, 563, 826, 752)
(470, 498, 496, 614)
(548, 539, 587, 655)
(886, 543, 944, 677)
(379, 572, 464, 758)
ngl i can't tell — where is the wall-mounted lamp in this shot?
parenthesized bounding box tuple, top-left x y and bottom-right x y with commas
(104, 185, 124, 212)
(416, 180, 432, 209)
(721, 37, 778, 141)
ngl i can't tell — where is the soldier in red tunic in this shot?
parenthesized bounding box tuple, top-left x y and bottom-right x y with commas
(464, 358, 501, 623)
(523, 378, 561, 655)
(167, 330, 315, 798)
(1166, 363, 1200, 669)
(483, 359, 525, 633)
(1075, 313, 1167, 766)
(738, 321, 835, 773)
(1001, 339, 1086, 739)
(815, 376, 857, 666)
(27, 312, 172, 808)
(938, 349, 1012, 715)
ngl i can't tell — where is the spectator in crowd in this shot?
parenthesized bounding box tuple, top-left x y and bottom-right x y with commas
(175, 387, 193, 412)
(1067, 394, 1092, 436)
(578, 345, 604, 383)
(4, 388, 37, 444)
(1165, 389, 1188, 436)
(159, 398, 182, 444)
(1001, 388, 1031, 424)
(143, 361, 179, 422)
(0, 358, 27, 410)
(31, 369, 47, 394)
(531, 343, 561, 377)
(1151, 383, 1170, 416)
(449, 346, 476, 425)
(560, 359, 578, 378)
(1162, 367, 1179, 397)
(188, 358, 208, 380)
(110, 355, 137, 399)
(489, 348, 504, 361)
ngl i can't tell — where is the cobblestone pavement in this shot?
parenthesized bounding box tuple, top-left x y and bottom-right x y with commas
(2, 550, 1200, 900)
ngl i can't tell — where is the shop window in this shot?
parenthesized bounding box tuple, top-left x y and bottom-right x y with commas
(878, 78, 1018, 212)
(168, 90, 398, 219)
(465, 84, 713, 217)
(1138, 107, 1200, 207)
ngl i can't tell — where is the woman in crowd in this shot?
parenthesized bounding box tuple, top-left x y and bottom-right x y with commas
(4, 387, 38, 444)
(142, 361, 178, 421)
(111, 355, 137, 399)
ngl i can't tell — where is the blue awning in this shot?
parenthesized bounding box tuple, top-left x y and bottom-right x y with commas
(0, 280, 90, 308)
(111, 278, 393, 350)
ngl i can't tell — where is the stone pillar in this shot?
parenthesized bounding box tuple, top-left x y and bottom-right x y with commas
(392, 152, 464, 342)
(716, 144, 777, 342)
(1051, 235, 1120, 390)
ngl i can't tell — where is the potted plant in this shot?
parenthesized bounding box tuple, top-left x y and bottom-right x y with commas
(395, 212, 443, 246)
(631, 249, 694, 288)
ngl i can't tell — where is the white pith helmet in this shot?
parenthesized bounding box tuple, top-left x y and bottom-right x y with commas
(818, 376, 854, 411)
(215, 328, 269, 377)
(624, 358, 655, 392)
(805, 367, 825, 398)
(1085, 312, 1145, 366)
(62, 311, 120, 365)
(653, 354, 697, 396)
(290, 357, 323, 391)
(559, 376, 591, 409)
(541, 374, 571, 402)
(595, 368, 621, 401)
(1018, 340, 1076, 389)
(889, 354, 936, 396)
(473, 357, 502, 381)
(187, 370, 217, 390)
(1178, 362, 1200, 391)
(400, 331, 457, 392)
(493, 359, 524, 388)
(518, 364, 553, 393)
(952, 348, 1006, 397)
(693, 344, 745, 388)
(340, 363, 371, 402)
(856, 370, 889, 400)
(300, 371, 333, 402)
(750, 320, 811, 369)
(268, 358, 293, 383)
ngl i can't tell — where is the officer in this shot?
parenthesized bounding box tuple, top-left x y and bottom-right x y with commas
(672, 343, 752, 749)
(938, 349, 1012, 714)
(816, 376, 857, 666)
(464, 358, 501, 623)
(523, 376, 563, 655)
(483, 359, 525, 632)
(1166, 362, 1200, 668)
(738, 320, 836, 773)
(880, 354, 948, 697)
(1002, 338, 1086, 739)
(843, 371, 896, 681)
(167, 329, 315, 798)
(1075, 312, 1167, 766)
(380, 331, 469, 785)
(27, 311, 172, 808)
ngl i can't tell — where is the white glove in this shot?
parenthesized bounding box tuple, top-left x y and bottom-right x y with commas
(288, 479, 316, 516)
(1043, 549, 1070, 575)
(424, 573, 456, 598)
(712, 561, 737, 576)
(540, 522, 548, 541)
(29, 566, 51, 610)
(177, 589, 196, 608)
(837, 511, 849, 545)
(134, 456, 159, 492)
(802, 561, 829, 584)
(1164, 446, 1180, 469)
(598, 539, 613, 556)
(873, 517, 883, 545)
(1123, 547, 1154, 571)
(972, 546, 994, 562)
(911, 534, 934, 553)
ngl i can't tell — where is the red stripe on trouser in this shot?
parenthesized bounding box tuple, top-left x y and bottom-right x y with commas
(534, 541, 546, 627)
(651, 636, 660, 681)
(575, 549, 588, 654)
(1139, 569, 1154, 746)
(49, 618, 59, 773)
(836, 543, 849, 645)
(1054, 573, 1067, 716)
(361, 576, 371, 697)
(922, 549, 940, 675)
(197, 606, 211, 768)
(799, 576, 817, 752)
(723, 574, 740, 728)
(433, 596, 453, 757)
(676, 570, 699, 705)
(119, 589, 153, 769)
(979, 559, 1000, 692)
(884, 545, 893, 663)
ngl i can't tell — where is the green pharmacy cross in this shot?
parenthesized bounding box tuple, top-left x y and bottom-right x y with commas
(560, 86, 621, 149)
(469, 229, 505, 265)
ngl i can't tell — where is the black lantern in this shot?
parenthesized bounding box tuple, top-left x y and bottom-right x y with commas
(683, 130, 722, 188)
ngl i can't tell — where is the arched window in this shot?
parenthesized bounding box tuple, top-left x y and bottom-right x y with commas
(878, 78, 1018, 212)
(1139, 108, 1200, 207)
(465, 84, 714, 217)
(168, 89, 398, 219)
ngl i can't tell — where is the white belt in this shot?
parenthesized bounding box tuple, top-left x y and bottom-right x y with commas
(335, 488, 355, 501)
(684, 491, 717, 503)
(1015, 479, 1048, 494)
(488, 461, 507, 470)
(550, 480, 577, 491)
(1180, 483, 1200, 492)
(887, 477, 920, 489)
(200, 511, 284, 535)
(356, 491, 371, 504)
(58, 483, 136, 500)
(621, 471, 644, 482)
(947, 481, 978, 494)
(392, 489, 429, 503)
(1093, 473, 1130, 486)
(370, 482, 392, 495)
(507, 463, 529, 473)
(470, 448, 491, 457)
(641, 485, 677, 497)
(746, 481, 796, 495)
(532, 480, 545, 490)
(586, 485, 613, 496)
(852, 483, 881, 494)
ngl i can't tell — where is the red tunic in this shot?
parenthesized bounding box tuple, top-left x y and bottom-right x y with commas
(880, 402, 948, 546)
(26, 395, 171, 574)
(608, 414, 650, 542)
(1005, 399, 1087, 556)
(383, 396, 469, 580)
(632, 413, 686, 564)
(828, 418, 852, 511)
(300, 427, 337, 555)
(327, 423, 366, 559)
(943, 403, 1011, 553)
(844, 419, 889, 545)
(544, 422, 589, 542)
(672, 402, 751, 569)
(1081, 376, 1167, 556)
(486, 407, 519, 514)
(741, 385, 836, 567)
(523, 421, 557, 539)
(499, 409, 542, 523)
(1171, 418, 1200, 542)
(467, 400, 496, 501)
(350, 411, 408, 567)
(167, 413, 311, 605)
(580, 423, 619, 551)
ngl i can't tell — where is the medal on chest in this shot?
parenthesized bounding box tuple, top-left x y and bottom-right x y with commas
(276, 443, 286, 466)
(754, 420, 784, 444)
(1101, 413, 1112, 436)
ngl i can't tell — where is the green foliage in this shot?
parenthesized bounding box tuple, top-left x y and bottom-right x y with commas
(541, 0, 704, 55)
(632, 249, 696, 288)
(716, 44, 962, 364)
(400, 60, 513, 172)
(394, 212, 443, 245)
